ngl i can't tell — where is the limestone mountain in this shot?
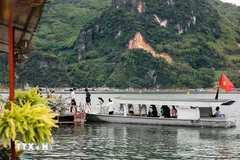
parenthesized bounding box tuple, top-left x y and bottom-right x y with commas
(1, 0, 239, 89)
(71, 0, 240, 88)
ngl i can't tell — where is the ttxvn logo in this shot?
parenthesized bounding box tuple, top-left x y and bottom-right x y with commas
(16, 143, 49, 151)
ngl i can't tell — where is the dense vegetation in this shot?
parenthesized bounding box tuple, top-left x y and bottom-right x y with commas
(0, 0, 239, 89)
(0, 55, 8, 88)
(69, 0, 240, 89)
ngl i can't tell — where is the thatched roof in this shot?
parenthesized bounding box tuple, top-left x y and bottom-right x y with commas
(0, 0, 48, 66)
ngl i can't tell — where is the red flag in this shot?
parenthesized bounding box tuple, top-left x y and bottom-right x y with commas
(219, 74, 234, 93)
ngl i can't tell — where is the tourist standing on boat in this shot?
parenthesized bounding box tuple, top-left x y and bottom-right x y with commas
(107, 98, 115, 115)
(171, 106, 177, 118)
(84, 88, 92, 113)
(213, 106, 221, 117)
(70, 88, 77, 113)
(98, 97, 105, 114)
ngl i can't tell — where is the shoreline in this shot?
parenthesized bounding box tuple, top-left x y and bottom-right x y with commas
(0, 89, 239, 94)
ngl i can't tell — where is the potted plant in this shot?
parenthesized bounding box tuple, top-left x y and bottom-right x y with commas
(48, 95, 69, 114)
(0, 88, 58, 159)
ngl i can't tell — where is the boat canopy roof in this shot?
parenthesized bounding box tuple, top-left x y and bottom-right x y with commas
(112, 97, 235, 107)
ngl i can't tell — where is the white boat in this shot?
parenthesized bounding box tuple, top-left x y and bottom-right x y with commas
(85, 97, 237, 128)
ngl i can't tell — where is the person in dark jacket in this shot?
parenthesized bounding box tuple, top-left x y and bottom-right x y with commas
(84, 88, 92, 113)
(161, 105, 171, 118)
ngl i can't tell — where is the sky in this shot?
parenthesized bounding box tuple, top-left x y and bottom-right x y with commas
(220, 0, 240, 6)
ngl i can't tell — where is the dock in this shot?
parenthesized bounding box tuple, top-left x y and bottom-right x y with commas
(54, 112, 85, 125)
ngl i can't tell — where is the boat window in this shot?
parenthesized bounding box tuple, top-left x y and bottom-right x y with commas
(199, 107, 212, 117)
(119, 104, 124, 115)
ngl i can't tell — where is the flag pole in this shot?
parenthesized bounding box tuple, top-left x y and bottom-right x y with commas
(215, 87, 219, 99)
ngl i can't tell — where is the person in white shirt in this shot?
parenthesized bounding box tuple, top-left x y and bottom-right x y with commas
(107, 98, 115, 115)
(70, 88, 77, 113)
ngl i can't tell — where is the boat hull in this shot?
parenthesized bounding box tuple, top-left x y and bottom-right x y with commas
(86, 114, 237, 128)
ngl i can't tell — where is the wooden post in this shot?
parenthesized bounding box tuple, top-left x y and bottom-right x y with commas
(8, 4, 16, 160)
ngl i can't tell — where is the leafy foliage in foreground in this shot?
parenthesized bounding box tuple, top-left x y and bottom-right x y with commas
(0, 88, 58, 148)
(13, 88, 48, 106)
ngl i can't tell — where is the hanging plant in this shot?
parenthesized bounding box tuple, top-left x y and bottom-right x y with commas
(5, 87, 49, 109)
(0, 101, 58, 147)
(0, 87, 58, 159)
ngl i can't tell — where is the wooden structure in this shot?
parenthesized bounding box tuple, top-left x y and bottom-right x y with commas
(0, 0, 48, 159)
(0, 0, 48, 66)
(55, 112, 86, 125)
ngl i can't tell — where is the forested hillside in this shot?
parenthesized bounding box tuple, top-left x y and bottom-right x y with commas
(210, 0, 240, 87)
(0, 0, 239, 89)
(17, 0, 112, 88)
(69, 0, 240, 89)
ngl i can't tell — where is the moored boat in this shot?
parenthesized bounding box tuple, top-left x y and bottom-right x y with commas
(86, 97, 237, 128)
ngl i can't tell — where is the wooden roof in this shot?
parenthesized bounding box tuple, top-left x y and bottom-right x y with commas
(0, 0, 48, 66)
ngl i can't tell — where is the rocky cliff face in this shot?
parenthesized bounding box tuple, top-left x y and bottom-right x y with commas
(114, 0, 146, 13)
(76, 25, 100, 60)
(76, 0, 203, 64)
(128, 32, 172, 63)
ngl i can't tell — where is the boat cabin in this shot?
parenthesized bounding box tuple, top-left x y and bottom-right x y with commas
(112, 97, 235, 120)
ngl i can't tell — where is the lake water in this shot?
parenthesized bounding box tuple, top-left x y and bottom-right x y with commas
(1, 92, 240, 159)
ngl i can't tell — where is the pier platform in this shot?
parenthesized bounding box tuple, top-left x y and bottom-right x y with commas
(54, 112, 85, 125)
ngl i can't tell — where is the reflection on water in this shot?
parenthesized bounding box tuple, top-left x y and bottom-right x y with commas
(2, 92, 239, 159)
(24, 123, 240, 160)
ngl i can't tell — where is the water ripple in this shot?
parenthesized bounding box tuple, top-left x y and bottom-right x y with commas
(23, 123, 240, 160)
